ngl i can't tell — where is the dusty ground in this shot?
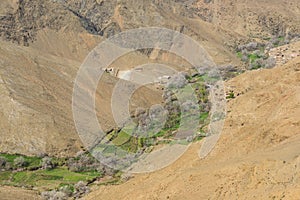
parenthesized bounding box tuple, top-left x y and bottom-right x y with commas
(0, 186, 40, 200)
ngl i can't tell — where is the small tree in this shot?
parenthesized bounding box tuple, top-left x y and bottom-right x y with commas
(74, 181, 90, 198)
(14, 156, 27, 168)
(59, 185, 73, 197)
(264, 57, 276, 69)
(5, 162, 12, 170)
(68, 158, 84, 172)
(41, 190, 68, 200)
(0, 156, 7, 169)
(41, 157, 54, 170)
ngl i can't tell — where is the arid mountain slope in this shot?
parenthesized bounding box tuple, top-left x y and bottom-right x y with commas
(0, 186, 40, 200)
(85, 55, 300, 199)
(0, 0, 299, 171)
(0, 34, 164, 156)
(1, 53, 298, 200)
(193, 0, 300, 38)
(0, 0, 237, 156)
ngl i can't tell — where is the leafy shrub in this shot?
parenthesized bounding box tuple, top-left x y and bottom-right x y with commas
(245, 42, 258, 51)
(74, 181, 90, 198)
(41, 190, 68, 200)
(14, 157, 27, 168)
(5, 162, 12, 170)
(104, 167, 117, 176)
(248, 53, 260, 63)
(67, 154, 104, 173)
(226, 91, 235, 99)
(265, 42, 274, 51)
(264, 57, 276, 69)
(236, 52, 242, 58)
(59, 185, 74, 197)
(238, 42, 259, 51)
(166, 73, 187, 89)
(41, 157, 54, 170)
(241, 55, 248, 62)
(0, 156, 7, 169)
(68, 158, 84, 172)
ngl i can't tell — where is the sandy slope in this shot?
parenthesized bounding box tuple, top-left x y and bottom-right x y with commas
(86, 56, 300, 200)
(0, 186, 40, 200)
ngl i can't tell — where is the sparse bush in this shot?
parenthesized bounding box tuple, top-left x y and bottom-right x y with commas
(41, 157, 54, 170)
(79, 154, 94, 166)
(14, 156, 27, 168)
(270, 37, 279, 46)
(236, 51, 242, 58)
(59, 185, 74, 197)
(41, 190, 68, 200)
(68, 154, 104, 173)
(68, 158, 84, 172)
(181, 100, 198, 113)
(121, 173, 133, 182)
(254, 58, 265, 67)
(75, 150, 85, 158)
(241, 55, 248, 62)
(248, 62, 260, 70)
(284, 38, 290, 44)
(5, 162, 12, 170)
(0, 156, 7, 169)
(245, 42, 258, 51)
(264, 57, 276, 69)
(104, 167, 117, 176)
(241, 48, 248, 55)
(226, 91, 235, 99)
(37, 152, 48, 158)
(167, 73, 187, 89)
(96, 165, 105, 173)
(265, 42, 274, 51)
(208, 68, 220, 79)
(74, 181, 90, 198)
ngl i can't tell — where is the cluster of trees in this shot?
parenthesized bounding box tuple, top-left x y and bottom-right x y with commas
(41, 181, 90, 200)
(0, 156, 28, 171)
(0, 152, 115, 174)
(67, 153, 104, 173)
(236, 34, 300, 70)
(0, 155, 55, 171)
(0, 153, 117, 200)
(236, 41, 276, 69)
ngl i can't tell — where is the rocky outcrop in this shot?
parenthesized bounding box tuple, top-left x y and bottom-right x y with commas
(269, 41, 300, 66)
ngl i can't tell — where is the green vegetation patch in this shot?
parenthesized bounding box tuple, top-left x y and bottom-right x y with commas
(226, 91, 235, 99)
(199, 112, 209, 122)
(112, 131, 132, 146)
(0, 153, 42, 169)
(237, 51, 243, 58)
(248, 53, 260, 63)
(0, 167, 101, 190)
